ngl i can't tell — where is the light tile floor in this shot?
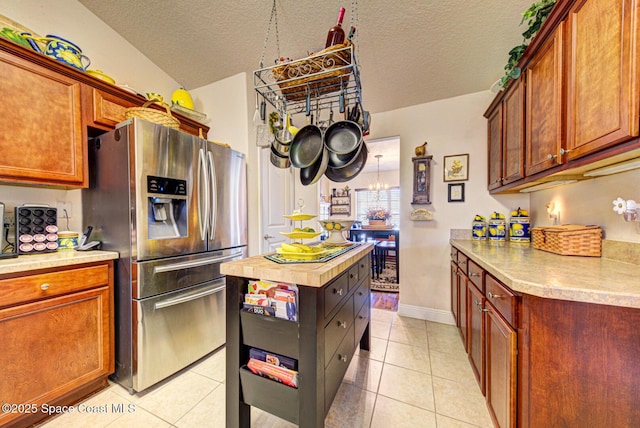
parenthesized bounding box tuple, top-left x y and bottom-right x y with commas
(38, 308, 493, 428)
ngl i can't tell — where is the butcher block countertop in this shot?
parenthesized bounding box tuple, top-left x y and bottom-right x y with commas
(221, 242, 374, 287)
(451, 239, 640, 309)
(0, 250, 119, 275)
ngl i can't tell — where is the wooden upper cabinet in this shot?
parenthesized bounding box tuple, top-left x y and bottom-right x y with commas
(502, 78, 525, 185)
(526, 23, 564, 176)
(0, 49, 86, 187)
(487, 104, 503, 190)
(565, 0, 639, 159)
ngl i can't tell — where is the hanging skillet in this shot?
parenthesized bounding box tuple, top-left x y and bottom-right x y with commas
(289, 124, 323, 168)
(300, 147, 329, 186)
(324, 120, 363, 155)
(324, 142, 368, 182)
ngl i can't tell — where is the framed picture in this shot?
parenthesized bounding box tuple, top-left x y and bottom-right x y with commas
(448, 183, 465, 202)
(443, 153, 469, 182)
(411, 156, 432, 204)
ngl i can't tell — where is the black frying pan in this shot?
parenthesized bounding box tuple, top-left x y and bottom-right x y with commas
(289, 124, 323, 168)
(324, 143, 368, 182)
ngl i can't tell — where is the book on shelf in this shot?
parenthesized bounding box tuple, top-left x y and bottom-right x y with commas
(247, 358, 299, 388)
(249, 348, 298, 370)
(243, 279, 298, 321)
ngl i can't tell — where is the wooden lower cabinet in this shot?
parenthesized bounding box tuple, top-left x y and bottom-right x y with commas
(450, 261, 459, 327)
(0, 261, 114, 428)
(485, 303, 517, 428)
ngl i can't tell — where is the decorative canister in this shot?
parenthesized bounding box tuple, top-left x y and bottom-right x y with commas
(509, 207, 531, 242)
(488, 212, 507, 241)
(58, 231, 79, 250)
(472, 215, 487, 240)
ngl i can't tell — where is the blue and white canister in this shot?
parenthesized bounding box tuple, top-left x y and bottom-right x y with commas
(509, 216, 531, 242)
(472, 215, 487, 240)
(488, 219, 507, 241)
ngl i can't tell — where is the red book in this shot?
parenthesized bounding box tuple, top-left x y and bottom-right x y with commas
(247, 358, 298, 388)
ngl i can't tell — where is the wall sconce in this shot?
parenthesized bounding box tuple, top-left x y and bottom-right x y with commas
(546, 201, 560, 225)
(612, 197, 639, 222)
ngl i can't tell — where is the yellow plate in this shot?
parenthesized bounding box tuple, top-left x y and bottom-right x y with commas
(275, 247, 329, 260)
(279, 231, 321, 239)
(283, 213, 317, 221)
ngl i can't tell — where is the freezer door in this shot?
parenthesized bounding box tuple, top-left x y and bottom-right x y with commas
(206, 142, 247, 251)
(132, 119, 206, 260)
(133, 247, 245, 299)
(132, 278, 226, 392)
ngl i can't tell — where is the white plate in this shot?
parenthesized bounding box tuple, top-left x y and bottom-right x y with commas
(117, 84, 143, 97)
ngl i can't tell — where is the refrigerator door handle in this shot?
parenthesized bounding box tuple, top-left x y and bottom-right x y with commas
(197, 148, 209, 240)
(207, 150, 217, 240)
(154, 281, 226, 310)
(152, 250, 244, 274)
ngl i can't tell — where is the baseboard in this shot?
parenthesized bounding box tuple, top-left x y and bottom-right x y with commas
(397, 303, 455, 325)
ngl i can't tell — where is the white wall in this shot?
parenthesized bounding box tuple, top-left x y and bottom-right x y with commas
(530, 169, 640, 243)
(367, 91, 529, 322)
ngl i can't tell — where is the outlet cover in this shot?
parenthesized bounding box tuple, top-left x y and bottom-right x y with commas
(56, 201, 72, 218)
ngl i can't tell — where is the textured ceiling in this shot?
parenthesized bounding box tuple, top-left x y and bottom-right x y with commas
(78, 0, 533, 115)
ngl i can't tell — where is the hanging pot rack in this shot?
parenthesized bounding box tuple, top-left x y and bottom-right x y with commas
(254, 0, 363, 121)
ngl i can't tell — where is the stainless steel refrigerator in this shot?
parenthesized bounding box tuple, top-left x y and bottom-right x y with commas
(83, 118, 247, 393)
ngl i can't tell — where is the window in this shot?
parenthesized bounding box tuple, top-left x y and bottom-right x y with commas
(355, 188, 400, 223)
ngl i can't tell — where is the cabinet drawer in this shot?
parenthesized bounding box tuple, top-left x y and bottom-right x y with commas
(354, 301, 370, 344)
(0, 264, 109, 308)
(240, 311, 299, 360)
(357, 256, 370, 281)
(325, 323, 355, 413)
(324, 272, 349, 318)
(347, 264, 359, 290)
(353, 279, 369, 315)
(467, 259, 484, 292)
(450, 247, 458, 263)
(325, 296, 354, 365)
(457, 252, 468, 273)
(485, 274, 518, 326)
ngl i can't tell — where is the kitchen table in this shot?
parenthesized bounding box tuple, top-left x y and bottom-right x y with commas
(349, 228, 399, 282)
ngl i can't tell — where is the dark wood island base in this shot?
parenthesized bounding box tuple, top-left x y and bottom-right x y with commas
(222, 245, 373, 428)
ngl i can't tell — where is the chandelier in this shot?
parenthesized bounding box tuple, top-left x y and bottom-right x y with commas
(369, 155, 388, 199)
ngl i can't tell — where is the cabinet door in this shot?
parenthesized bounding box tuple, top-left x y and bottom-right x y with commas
(0, 50, 86, 187)
(86, 86, 138, 130)
(485, 303, 517, 428)
(566, 0, 639, 159)
(450, 261, 459, 327)
(502, 78, 525, 185)
(526, 24, 564, 176)
(0, 287, 112, 427)
(487, 104, 503, 190)
(468, 283, 484, 393)
(457, 268, 468, 351)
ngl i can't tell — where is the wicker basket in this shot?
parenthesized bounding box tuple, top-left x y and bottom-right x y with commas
(125, 100, 180, 129)
(271, 42, 352, 102)
(531, 225, 602, 257)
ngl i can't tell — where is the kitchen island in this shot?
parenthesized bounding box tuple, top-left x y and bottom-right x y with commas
(221, 243, 373, 428)
(450, 239, 640, 428)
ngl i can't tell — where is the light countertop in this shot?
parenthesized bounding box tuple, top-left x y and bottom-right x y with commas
(0, 250, 119, 275)
(451, 239, 640, 309)
(220, 243, 374, 287)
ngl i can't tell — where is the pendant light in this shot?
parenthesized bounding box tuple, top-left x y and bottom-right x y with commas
(369, 155, 388, 200)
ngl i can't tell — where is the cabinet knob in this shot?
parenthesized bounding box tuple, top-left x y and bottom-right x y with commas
(334, 288, 343, 296)
(40, 283, 50, 290)
(473, 299, 482, 306)
(338, 354, 348, 362)
(338, 320, 347, 328)
(547, 153, 558, 160)
(469, 272, 481, 277)
(559, 148, 571, 156)
(479, 307, 490, 313)
(358, 315, 366, 320)
(487, 292, 503, 299)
